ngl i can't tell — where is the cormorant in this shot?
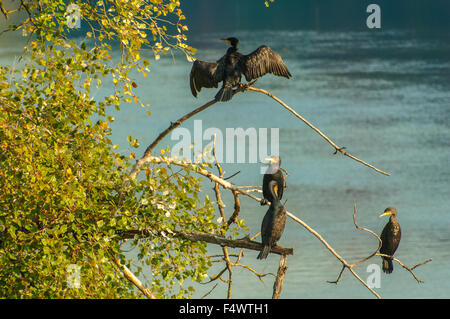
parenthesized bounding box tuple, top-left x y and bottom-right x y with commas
(190, 37, 291, 102)
(379, 207, 402, 274)
(261, 156, 285, 206)
(257, 180, 287, 260)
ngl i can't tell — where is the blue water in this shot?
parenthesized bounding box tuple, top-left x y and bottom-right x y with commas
(120, 29, 450, 299)
(1, 28, 449, 298)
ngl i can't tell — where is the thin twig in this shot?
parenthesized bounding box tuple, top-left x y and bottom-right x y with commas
(351, 203, 382, 267)
(376, 253, 431, 283)
(200, 283, 218, 299)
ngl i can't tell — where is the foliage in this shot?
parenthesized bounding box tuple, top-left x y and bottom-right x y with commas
(0, 0, 231, 298)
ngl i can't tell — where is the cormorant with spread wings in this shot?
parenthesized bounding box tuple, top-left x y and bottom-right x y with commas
(190, 37, 291, 102)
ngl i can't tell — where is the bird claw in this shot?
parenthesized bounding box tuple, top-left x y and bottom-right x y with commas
(238, 81, 256, 91)
(238, 83, 248, 90)
(260, 199, 268, 206)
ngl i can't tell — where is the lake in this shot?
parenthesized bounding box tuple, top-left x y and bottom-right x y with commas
(1, 28, 449, 298)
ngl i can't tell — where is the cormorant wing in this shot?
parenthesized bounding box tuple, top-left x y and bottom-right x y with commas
(241, 45, 291, 82)
(189, 58, 225, 97)
(380, 222, 401, 255)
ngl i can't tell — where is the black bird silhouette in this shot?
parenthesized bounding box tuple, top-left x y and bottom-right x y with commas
(261, 156, 285, 206)
(190, 37, 291, 102)
(379, 207, 402, 274)
(257, 180, 287, 260)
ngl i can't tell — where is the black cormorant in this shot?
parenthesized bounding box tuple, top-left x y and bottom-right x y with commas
(190, 37, 291, 102)
(257, 180, 287, 260)
(261, 156, 285, 206)
(379, 207, 402, 274)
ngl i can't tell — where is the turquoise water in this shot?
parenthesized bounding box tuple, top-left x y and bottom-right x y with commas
(119, 30, 450, 298)
(1, 29, 449, 298)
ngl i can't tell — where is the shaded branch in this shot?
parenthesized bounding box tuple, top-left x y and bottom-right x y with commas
(121, 229, 294, 256)
(227, 190, 241, 226)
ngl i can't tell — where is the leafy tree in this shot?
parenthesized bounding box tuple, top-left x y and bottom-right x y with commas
(0, 0, 227, 298)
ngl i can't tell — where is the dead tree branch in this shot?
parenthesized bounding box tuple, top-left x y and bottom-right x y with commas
(121, 229, 294, 256)
(246, 86, 390, 176)
(113, 256, 156, 299)
(272, 254, 288, 299)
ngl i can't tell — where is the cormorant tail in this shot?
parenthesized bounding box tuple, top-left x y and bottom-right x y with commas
(382, 258, 393, 274)
(257, 245, 270, 260)
(215, 85, 233, 102)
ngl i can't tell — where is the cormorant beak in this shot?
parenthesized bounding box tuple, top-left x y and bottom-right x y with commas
(221, 38, 231, 45)
(273, 185, 278, 196)
(263, 157, 276, 164)
(379, 211, 393, 218)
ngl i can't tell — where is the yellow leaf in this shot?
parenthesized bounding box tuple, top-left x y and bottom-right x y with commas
(160, 149, 165, 155)
(67, 168, 73, 175)
(100, 121, 108, 129)
(130, 153, 135, 159)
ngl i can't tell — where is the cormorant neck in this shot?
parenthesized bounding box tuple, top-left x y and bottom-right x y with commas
(268, 182, 280, 205)
(227, 46, 238, 54)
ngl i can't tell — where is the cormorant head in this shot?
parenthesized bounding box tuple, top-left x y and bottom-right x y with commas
(263, 156, 281, 174)
(221, 37, 239, 49)
(379, 207, 397, 218)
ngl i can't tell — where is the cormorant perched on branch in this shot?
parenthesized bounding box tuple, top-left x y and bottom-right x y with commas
(261, 156, 285, 206)
(379, 207, 402, 274)
(257, 180, 287, 260)
(190, 37, 291, 102)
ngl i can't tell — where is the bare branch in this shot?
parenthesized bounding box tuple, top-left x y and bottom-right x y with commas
(351, 203, 382, 267)
(113, 256, 156, 299)
(227, 190, 241, 226)
(200, 283, 218, 299)
(246, 86, 390, 176)
(272, 254, 288, 299)
(121, 229, 294, 256)
(376, 253, 432, 283)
